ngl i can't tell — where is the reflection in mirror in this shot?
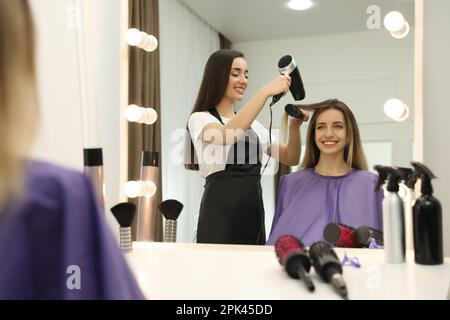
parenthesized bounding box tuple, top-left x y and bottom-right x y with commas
(128, 0, 164, 242)
(133, 0, 415, 244)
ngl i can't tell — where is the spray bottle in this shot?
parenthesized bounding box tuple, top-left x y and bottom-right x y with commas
(374, 165, 405, 263)
(411, 162, 443, 265)
(396, 167, 418, 252)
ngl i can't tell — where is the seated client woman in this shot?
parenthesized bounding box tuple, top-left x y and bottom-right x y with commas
(267, 99, 383, 247)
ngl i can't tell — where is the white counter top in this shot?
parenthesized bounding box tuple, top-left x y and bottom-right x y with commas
(126, 242, 450, 300)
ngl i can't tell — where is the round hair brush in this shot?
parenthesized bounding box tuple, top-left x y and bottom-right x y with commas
(323, 223, 361, 248)
(309, 241, 348, 299)
(355, 226, 384, 247)
(275, 235, 315, 292)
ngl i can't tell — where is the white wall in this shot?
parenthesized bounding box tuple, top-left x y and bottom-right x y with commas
(421, 0, 450, 256)
(29, 0, 123, 232)
(159, 0, 220, 243)
(30, 0, 84, 169)
(233, 29, 414, 234)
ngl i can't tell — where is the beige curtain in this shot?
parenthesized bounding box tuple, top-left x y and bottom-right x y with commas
(219, 33, 232, 50)
(128, 0, 163, 241)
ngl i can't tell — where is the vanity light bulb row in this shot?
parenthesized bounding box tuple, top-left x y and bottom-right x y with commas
(384, 11, 410, 39)
(125, 104, 158, 125)
(126, 28, 158, 52)
(123, 180, 157, 198)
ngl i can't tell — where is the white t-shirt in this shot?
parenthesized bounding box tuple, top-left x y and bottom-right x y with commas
(188, 111, 277, 178)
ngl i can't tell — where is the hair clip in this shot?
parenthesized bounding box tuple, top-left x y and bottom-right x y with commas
(369, 238, 384, 249)
(342, 252, 361, 268)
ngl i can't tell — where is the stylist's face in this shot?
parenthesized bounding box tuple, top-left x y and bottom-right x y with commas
(225, 57, 248, 102)
(314, 108, 348, 156)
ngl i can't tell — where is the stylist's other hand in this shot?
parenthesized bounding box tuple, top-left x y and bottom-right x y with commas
(290, 110, 310, 127)
(263, 75, 291, 97)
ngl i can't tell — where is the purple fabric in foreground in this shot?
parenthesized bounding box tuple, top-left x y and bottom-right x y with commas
(0, 161, 144, 300)
(267, 168, 383, 247)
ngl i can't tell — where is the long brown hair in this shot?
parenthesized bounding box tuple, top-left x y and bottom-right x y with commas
(0, 0, 38, 210)
(184, 49, 244, 170)
(300, 99, 368, 170)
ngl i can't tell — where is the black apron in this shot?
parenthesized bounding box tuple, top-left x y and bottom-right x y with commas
(196, 109, 266, 245)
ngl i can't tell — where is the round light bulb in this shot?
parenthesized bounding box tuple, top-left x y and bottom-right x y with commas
(123, 181, 141, 198)
(391, 21, 410, 39)
(384, 11, 405, 32)
(287, 0, 313, 11)
(126, 28, 143, 46)
(143, 108, 158, 125)
(142, 35, 159, 52)
(142, 181, 157, 198)
(125, 104, 143, 123)
(384, 98, 409, 121)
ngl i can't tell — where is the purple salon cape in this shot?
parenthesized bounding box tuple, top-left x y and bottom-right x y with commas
(0, 161, 144, 300)
(267, 168, 383, 246)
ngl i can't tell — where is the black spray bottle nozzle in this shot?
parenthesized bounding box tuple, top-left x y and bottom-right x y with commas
(411, 161, 436, 196)
(374, 165, 388, 191)
(374, 165, 402, 192)
(396, 166, 418, 190)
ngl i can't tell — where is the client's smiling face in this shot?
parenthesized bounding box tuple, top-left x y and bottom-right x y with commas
(314, 108, 348, 156)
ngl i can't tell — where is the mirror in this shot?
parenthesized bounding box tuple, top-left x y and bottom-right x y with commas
(129, 0, 415, 244)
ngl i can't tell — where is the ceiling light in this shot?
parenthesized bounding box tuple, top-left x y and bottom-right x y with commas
(287, 0, 313, 11)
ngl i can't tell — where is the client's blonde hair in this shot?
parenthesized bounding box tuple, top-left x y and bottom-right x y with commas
(0, 0, 39, 210)
(300, 99, 368, 170)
